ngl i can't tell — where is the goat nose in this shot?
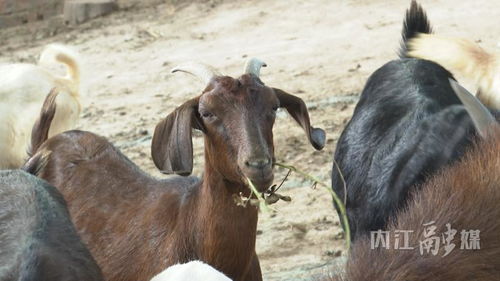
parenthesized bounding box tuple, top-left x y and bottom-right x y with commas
(245, 158, 271, 169)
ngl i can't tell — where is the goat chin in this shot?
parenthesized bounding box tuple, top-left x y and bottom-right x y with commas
(0, 44, 82, 169)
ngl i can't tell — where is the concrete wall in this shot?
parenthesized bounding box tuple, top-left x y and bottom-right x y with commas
(0, 0, 65, 28)
(0, 0, 170, 28)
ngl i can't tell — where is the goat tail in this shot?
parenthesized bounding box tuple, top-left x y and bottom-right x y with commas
(28, 88, 58, 157)
(23, 88, 58, 175)
(399, 0, 432, 58)
(39, 44, 82, 88)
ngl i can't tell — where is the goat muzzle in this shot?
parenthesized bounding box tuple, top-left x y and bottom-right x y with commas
(241, 157, 274, 192)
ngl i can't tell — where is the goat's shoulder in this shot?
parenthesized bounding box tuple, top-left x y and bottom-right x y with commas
(28, 130, 128, 184)
(38, 130, 111, 162)
(361, 58, 457, 106)
(341, 104, 475, 200)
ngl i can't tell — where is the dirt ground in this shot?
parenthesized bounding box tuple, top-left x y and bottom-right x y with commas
(0, 0, 498, 280)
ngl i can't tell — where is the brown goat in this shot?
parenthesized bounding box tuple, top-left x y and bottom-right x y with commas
(24, 59, 325, 281)
(327, 81, 500, 281)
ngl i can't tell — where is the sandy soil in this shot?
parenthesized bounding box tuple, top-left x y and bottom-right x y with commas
(1, 0, 498, 280)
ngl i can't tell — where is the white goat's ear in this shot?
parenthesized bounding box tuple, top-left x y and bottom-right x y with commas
(449, 79, 498, 138)
(151, 97, 203, 175)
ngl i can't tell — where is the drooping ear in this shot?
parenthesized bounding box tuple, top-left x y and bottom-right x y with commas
(151, 97, 203, 175)
(273, 88, 326, 150)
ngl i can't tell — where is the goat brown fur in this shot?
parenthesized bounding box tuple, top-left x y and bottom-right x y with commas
(328, 128, 500, 281)
(25, 69, 324, 281)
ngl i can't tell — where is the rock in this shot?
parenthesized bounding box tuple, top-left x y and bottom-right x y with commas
(64, 0, 118, 25)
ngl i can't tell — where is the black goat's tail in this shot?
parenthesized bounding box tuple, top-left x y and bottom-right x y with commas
(399, 0, 433, 58)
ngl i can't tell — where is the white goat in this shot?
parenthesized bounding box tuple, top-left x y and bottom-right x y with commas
(150, 261, 232, 281)
(407, 33, 500, 109)
(0, 43, 83, 169)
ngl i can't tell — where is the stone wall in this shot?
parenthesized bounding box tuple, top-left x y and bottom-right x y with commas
(0, 0, 173, 28)
(0, 0, 65, 28)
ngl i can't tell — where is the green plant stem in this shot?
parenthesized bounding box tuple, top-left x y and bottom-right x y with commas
(275, 162, 351, 250)
(246, 177, 271, 213)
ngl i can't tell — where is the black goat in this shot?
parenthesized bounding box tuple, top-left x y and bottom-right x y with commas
(0, 170, 103, 281)
(331, 0, 496, 240)
(326, 80, 500, 281)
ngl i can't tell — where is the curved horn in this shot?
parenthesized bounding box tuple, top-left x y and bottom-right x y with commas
(171, 62, 221, 84)
(244, 58, 267, 77)
(449, 79, 498, 138)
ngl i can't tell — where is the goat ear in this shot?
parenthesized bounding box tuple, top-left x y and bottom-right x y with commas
(274, 88, 326, 150)
(151, 97, 203, 175)
(449, 79, 498, 138)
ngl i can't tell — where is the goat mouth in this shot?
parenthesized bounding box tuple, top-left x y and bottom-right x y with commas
(245, 172, 274, 192)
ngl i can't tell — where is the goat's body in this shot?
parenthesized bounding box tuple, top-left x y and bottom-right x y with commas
(333, 130, 500, 280)
(330, 0, 492, 240)
(332, 58, 478, 240)
(328, 1, 500, 279)
(0, 44, 81, 169)
(0, 170, 103, 281)
(407, 33, 500, 109)
(24, 58, 324, 281)
(28, 130, 260, 281)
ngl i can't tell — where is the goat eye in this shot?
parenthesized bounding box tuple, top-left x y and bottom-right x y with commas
(272, 105, 279, 111)
(201, 112, 214, 119)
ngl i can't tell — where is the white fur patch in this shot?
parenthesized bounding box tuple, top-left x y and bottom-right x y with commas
(150, 261, 232, 281)
(0, 44, 83, 169)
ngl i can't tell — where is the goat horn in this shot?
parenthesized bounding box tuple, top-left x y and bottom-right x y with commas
(244, 58, 267, 77)
(171, 62, 221, 84)
(449, 79, 498, 138)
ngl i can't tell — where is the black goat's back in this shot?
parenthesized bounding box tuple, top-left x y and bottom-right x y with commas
(331, 59, 477, 240)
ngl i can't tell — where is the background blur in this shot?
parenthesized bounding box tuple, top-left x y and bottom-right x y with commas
(1, 0, 498, 279)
